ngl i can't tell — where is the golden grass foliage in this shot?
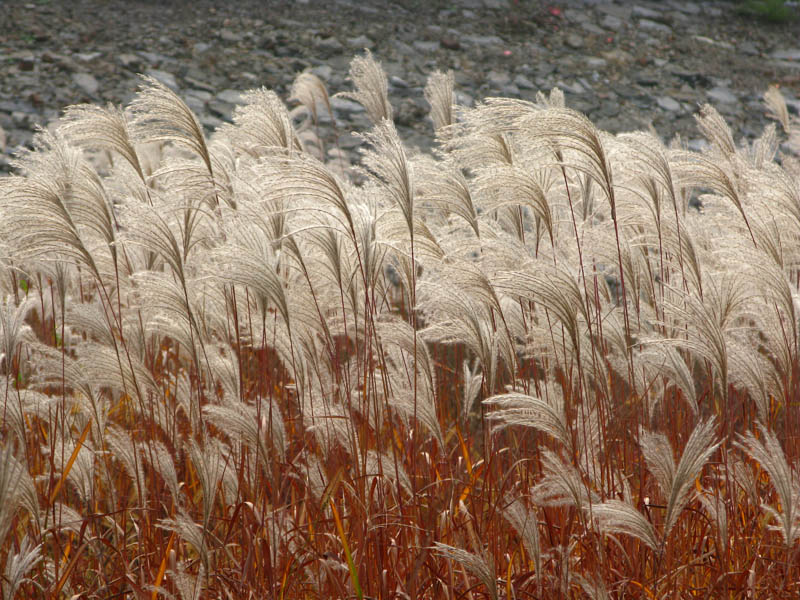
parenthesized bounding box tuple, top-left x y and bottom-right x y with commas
(0, 51, 799, 597)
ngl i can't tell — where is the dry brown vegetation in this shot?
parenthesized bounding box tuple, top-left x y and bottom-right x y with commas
(1, 53, 800, 598)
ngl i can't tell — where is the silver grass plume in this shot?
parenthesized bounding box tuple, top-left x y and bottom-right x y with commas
(433, 542, 497, 600)
(532, 448, 599, 512)
(290, 71, 333, 128)
(424, 70, 455, 134)
(764, 85, 791, 133)
(159, 511, 210, 578)
(129, 76, 216, 180)
(415, 158, 480, 238)
(221, 87, 302, 155)
(0, 295, 34, 376)
(639, 418, 719, 538)
(736, 424, 800, 546)
(493, 260, 588, 358)
(695, 104, 736, 157)
(188, 438, 228, 530)
(483, 390, 570, 451)
(377, 316, 444, 447)
(143, 440, 182, 507)
(59, 103, 146, 182)
(336, 50, 392, 125)
(359, 120, 415, 237)
(1, 133, 104, 278)
(2, 536, 42, 600)
(592, 498, 660, 552)
(364, 449, 412, 498)
(461, 359, 483, 424)
(0, 445, 37, 544)
(106, 426, 147, 504)
(167, 560, 206, 600)
(203, 398, 287, 465)
(502, 498, 542, 590)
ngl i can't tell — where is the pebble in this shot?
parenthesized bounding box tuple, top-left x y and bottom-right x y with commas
(566, 34, 584, 49)
(657, 96, 681, 111)
(513, 74, 535, 89)
(487, 70, 511, 87)
(772, 48, 800, 61)
(347, 35, 375, 49)
(72, 73, 100, 96)
(707, 87, 738, 105)
(601, 15, 624, 31)
(145, 69, 179, 92)
(330, 97, 365, 113)
(0, 0, 795, 174)
(638, 19, 672, 34)
(631, 5, 663, 19)
(216, 89, 245, 104)
(413, 41, 440, 53)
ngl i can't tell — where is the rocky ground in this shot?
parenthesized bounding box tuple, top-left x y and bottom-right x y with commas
(1, 0, 799, 171)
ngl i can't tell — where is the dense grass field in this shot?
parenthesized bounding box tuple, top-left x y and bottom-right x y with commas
(1, 53, 799, 598)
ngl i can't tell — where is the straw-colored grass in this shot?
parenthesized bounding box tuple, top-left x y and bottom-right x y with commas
(1, 53, 799, 598)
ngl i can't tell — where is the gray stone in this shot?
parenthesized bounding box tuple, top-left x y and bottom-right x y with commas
(566, 34, 584, 49)
(638, 19, 672, 34)
(581, 22, 606, 35)
(513, 74, 535, 89)
(137, 51, 170, 65)
(311, 65, 333, 81)
(586, 56, 608, 68)
(207, 100, 234, 119)
(347, 35, 374, 49)
(631, 5, 662, 19)
(738, 42, 759, 56)
(487, 70, 511, 87)
(389, 75, 409, 88)
(72, 72, 99, 95)
(461, 34, 505, 46)
(601, 15, 624, 31)
(331, 97, 365, 113)
(772, 48, 800, 61)
(75, 51, 102, 62)
(413, 41, 440, 53)
(145, 69, 179, 92)
(185, 89, 213, 103)
(671, 1, 700, 14)
(556, 80, 585, 95)
(316, 37, 344, 52)
(707, 87, 738, 105)
(117, 53, 141, 68)
(597, 3, 631, 20)
(219, 29, 243, 43)
(199, 114, 223, 130)
(184, 76, 216, 93)
(657, 96, 681, 111)
(216, 89, 245, 104)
